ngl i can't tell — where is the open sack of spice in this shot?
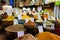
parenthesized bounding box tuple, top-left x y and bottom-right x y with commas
(24, 20, 36, 27)
(35, 32, 60, 40)
(15, 34, 38, 40)
(5, 24, 25, 32)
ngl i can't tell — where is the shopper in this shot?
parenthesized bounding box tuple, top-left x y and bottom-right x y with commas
(0, 0, 6, 10)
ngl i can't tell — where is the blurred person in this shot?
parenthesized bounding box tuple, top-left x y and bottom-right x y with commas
(0, 0, 6, 10)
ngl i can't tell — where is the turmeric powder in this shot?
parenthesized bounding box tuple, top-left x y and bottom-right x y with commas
(36, 32, 60, 40)
(2, 16, 15, 21)
(22, 15, 30, 20)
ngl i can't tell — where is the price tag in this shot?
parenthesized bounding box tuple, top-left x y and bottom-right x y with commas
(43, 23, 46, 28)
(25, 19, 29, 23)
(44, 18, 47, 21)
(37, 7, 42, 12)
(38, 15, 41, 19)
(38, 26, 43, 33)
(33, 7, 35, 11)
(18, 15, 22, 20)
(13, 8, 19, 14)
(6, 9, 12, 16)
(51, 24, 55, 29)
(30, 18, 34, 22)
(27, 8, 31, 12)
(14, 19, 18, 25)
(45, 0, 49, 4)
(17, 31, 24, 38)
(51, 16, 55, 20)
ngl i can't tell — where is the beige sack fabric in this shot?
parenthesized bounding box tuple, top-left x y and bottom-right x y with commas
(15, 34, 37, 40)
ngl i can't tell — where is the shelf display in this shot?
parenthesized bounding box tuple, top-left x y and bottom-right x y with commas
(24, 20, 36, 27)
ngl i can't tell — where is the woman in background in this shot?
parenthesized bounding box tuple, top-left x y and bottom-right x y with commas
(0, 0, 6, 10)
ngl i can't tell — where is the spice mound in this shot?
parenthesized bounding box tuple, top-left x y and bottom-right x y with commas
(24, 20, 36, 27)
(5, 24, 25, 32)
(36, 32, 60, 40)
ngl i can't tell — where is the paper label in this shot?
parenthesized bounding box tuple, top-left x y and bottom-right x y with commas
(51, 24, 55, 29)
(13, 8, 19, 14)
(43, 23, 46, 28)
(51, 16, 55, 20)
(38, 15, 41, 19)
(44, 18, 47, 21)
(17, 31, 24, 38)
(25, 19, 29, 23)
(45, 0, 49, 4)
(37, 7, 42, 12)
(18, 15, 22, 20)
(30, 18, 34, 22)
(14, 19, 18, 25)
(38, 26, 43, 33)
(33, 7, 35, 11)
(6, 9, 12, 16)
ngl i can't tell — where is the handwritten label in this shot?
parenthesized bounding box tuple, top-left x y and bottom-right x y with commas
(38, 26, 43, 33)
(17, 31, 24, 38)
(14, 19, 18, 25)
(30, 18, 34, 22)
(51, 24, 55, 29)
(18, 15, 22, 20)
(25, 19, 29, 23)
(6, 9, 12, 16)
(43, 23, 46, 28)
(44, 18, 47, 21)
(38, 15, 41, 19)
